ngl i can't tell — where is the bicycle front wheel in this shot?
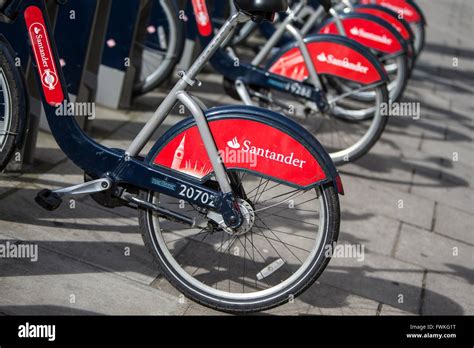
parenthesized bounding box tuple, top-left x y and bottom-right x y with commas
(139, 175, 340, 313)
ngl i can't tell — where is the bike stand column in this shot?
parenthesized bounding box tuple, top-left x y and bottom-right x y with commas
(9, 0, 60, 169)
(95, 0, 142, 110)
(40, 0, 102, 131)
(4, 0, 108, 171)
(27, 0, 105, 161)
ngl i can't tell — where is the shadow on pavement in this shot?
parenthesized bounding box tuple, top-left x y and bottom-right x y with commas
(0, 305, 101, 315)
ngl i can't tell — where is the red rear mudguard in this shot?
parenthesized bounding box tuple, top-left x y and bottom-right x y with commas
(146, 105, 344, 194)
(267, 34, 388, 85)
(318, 13, 408, 55)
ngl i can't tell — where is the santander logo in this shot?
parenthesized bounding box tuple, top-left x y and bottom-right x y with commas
(29, 22, 59, 91)
(192, 0, 212, 36)
(227, 137, 240, 149)
(25, 6, 64, 107)
(349, 26, 393, 45)
(226, 138, 307, 169)
(316, 52, 369, 74)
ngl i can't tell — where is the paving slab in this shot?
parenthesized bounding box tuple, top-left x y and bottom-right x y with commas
(319, 252, 425, 314)
(339, 211, 399, 257)
(434, 203, 474, 244)
(0, 234, 183, 315)
(395, 224, 473, 287)
(341, 176, 435, 230)
(422, 272, 473, 315)
(410, 170, 473, 212)
(0, 171, 158, 286)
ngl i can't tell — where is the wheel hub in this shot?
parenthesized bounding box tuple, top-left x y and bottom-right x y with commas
(232, 199, 255, 236)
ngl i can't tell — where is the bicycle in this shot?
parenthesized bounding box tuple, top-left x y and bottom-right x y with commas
(1, 0, 344, 313)
(254, 0, 424, 58)
(190, 0, 390, 164)
(214, 0, 412, 104)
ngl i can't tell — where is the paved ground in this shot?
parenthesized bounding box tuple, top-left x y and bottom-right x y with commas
(0, 0, 472, 315)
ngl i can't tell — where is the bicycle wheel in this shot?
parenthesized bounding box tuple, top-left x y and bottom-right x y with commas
(410, 22, 425, 56)
(254, 76, 389, 165)
(0, 40, 24, 170)
(139, 174, 340, 313)
(336, 53, 408, 103)
(132, 0, 184, 95)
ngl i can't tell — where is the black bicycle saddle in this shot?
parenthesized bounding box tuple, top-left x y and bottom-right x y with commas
(233, 0, 289, 21)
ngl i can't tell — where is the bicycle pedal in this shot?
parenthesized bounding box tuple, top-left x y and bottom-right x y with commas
(35, 189, 63, 211)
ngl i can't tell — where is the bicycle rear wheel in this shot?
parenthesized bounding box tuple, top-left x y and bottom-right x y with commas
(139, 173, 339, 313)
(0, 40, 24, 170)
(410, 22, 425, 56)
(335, 53, 408, 103)
(254, 77, 389, 165)
(132, 0, 184, 95)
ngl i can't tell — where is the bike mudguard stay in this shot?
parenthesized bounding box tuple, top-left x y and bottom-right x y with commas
(359, 0, 426, 25)
(147, 105, 343, 193)
(22, 1, 343, 214)
(318, 13, 408, 56)
(267, 34, 388, 85)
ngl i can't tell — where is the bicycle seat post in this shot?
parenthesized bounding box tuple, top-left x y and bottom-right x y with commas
(185, 11, 249, 83)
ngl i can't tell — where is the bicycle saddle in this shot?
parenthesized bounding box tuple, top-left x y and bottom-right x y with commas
(234, 0, 289, 21)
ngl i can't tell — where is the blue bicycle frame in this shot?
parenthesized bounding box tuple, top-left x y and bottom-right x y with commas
(1, 0, 343, 228)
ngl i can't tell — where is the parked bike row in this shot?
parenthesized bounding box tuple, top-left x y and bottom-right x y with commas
(0, 0, 426, 313)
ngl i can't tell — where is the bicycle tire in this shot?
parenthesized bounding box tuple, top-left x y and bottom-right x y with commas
(133, 0, 185, 95)
(0, 39, 24, 171)
(411, 21, 425, 57)
(139, 182, 340, 313)
(336, 53, 409, 103)
(329, 83, 389, 164)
